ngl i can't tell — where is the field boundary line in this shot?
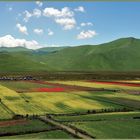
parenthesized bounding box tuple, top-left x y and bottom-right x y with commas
(94, 96, 140, 110)
(54, 118, 140, 123)
(83, 95, 136, 110)
(0, 101, 15, 116)
(0, 127, 59, 137)
(38, 115, 95, 139)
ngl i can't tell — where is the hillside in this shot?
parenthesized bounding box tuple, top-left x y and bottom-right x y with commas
(0, 47, 32, 52)
(0, 52, 49, 72)
(42, 37, 140, 71)
(0, 37, 140, 72)
(36, 47, 67, 53)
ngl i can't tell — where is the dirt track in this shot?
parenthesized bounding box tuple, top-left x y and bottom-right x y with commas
(39, 116, 94, 139)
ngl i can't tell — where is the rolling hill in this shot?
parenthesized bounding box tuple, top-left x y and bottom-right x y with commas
(36, 47, 68, 53)
(0, 37, 140, 72)
(0, 47, 32, 52)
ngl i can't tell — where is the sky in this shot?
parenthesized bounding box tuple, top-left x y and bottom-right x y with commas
(0, 1, 140, 49)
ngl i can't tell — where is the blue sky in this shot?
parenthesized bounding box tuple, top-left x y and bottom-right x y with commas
(0, 1, 140, 49)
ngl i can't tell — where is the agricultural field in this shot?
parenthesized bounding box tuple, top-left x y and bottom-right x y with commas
(0, 105, 12, 120)
(0, 79, 140, 139)
(78, 91, 140, 110)
(117, 80, 140, 84)
(53, 112, 140, 139)
(0, 118, 73, 139)
(53, 111, 140, 122)
(70, 120, 140, 139)
(0, 119, 51, 133)
(0, 81, 54, 92)
(2, 130, 74, 139)
(0, 82, 125, 117)
(51, 80, 140, 90)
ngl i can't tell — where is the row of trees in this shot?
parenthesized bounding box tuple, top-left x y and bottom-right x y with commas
(87, 107, 131, 114)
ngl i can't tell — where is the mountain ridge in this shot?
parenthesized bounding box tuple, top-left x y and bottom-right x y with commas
(0, 37, 139, 72)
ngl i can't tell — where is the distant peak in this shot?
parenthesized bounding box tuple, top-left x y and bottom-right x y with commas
(121, 37, 138, 41)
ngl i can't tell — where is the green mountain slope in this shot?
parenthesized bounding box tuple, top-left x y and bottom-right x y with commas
(0, 47, 32, 52)
(36, 47, 67, 53)
(0, 37, 139, 72)
(0, 52, 50, 72)
(42, 37, 140, 71)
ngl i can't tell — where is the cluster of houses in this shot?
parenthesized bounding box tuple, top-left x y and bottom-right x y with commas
(0, 76, 36, 81)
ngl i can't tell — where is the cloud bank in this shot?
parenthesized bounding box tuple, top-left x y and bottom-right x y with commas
(0, 35, 42, 49)
(77, 30, 97, 39)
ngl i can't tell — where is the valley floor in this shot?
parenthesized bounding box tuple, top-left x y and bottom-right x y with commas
(0, 79, 140, 139)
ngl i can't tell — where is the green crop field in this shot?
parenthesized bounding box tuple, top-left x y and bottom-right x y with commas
(70, 120, 140, 139)
(89, 92, 140, 109)
(55, 111, 140, 139)
(76, 90, 140, 110)
(0, 105, 12, 119)
(0, 81, 52, 92)
(0, 119, 51, 134)
(53, 111, 140, 121)
(1, 130, 73, 139)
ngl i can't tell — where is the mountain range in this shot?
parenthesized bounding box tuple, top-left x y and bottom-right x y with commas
(0, 37, 140, 72)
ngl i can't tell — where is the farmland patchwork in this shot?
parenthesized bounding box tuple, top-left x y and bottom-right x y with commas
(0, 80, 140, 139)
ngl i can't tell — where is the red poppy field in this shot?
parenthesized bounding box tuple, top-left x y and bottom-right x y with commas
(89, 80, 140, 87)
(34, 87, 65, 92)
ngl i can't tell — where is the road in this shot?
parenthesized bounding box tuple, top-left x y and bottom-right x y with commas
(39, 116, 94, 139)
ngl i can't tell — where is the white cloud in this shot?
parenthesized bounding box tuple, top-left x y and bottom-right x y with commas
(0, 35, 42, 49)
(77, 30, 97, 40)
(81, 22, 93, 27)
(43, 7, 76, 30)
(48, 29, 54, 36)
(23, 9, 41, 22)
(23, 10, 32, 22)
(74, 6, 85, 12)
(34, 28, 44, 35)
(43, 7, 74, 18)
(36, 1, 43, 7)
(55, 18, 76, 30)
(16, 23, 28, 35)
(33, 9, 41, 18)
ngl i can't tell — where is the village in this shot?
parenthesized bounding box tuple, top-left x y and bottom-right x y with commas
(0, 76, 36, 81)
